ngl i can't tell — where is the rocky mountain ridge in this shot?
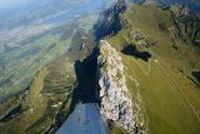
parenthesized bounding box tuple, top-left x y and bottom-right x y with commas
(1, 0, 200, 134)
(170, 5, 200, 47)
(97, 40, 146, 134)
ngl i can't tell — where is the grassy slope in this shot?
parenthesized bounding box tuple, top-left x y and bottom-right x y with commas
(108, 4, 200, 134)
(0, 56, 75, 133)
(0, 67, 48, 133)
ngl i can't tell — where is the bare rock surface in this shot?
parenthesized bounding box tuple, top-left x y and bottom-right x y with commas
(97, 40, 145, 133)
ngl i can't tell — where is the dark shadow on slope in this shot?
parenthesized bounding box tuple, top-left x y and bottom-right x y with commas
(0, 104, 23, 123)
(121, 45, 152, 62)
(70, 48, 100, 111)
(192, 71, 200, 85)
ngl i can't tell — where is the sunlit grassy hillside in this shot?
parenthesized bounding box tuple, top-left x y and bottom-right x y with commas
(108, 4, 200, 134)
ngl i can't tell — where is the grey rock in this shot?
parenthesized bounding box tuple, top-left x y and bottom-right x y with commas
(97, 40, 146, 133)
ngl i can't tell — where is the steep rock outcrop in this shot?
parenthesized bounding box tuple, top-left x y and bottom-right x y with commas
(97, 40, 145, 133)
(94, 0, 127, 40)
(170, 5, 200, 47)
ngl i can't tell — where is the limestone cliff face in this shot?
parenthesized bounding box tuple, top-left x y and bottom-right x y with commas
(97, 40, 145, 133)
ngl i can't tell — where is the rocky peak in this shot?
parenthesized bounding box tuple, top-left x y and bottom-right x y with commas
(170, 5, 200, 47)
(94, 0, 127, 40)
(114, 0, 127, 13)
